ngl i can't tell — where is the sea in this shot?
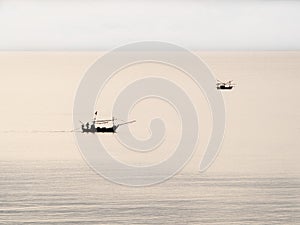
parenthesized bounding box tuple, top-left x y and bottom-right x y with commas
(0, 52, 299, 224)
(0, 160, 299, 225)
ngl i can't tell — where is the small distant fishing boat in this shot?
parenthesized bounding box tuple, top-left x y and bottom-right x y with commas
(80, 111, 136, 133)
(216, 80, 236, 90)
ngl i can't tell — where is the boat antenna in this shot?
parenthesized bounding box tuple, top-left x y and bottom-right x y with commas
(93, 111, 98, 122)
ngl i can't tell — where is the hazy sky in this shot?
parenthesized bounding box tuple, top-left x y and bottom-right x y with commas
(0, 0, 299, 50)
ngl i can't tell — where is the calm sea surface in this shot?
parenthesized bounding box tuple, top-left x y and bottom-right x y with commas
(0, 161, 298, 225)
(0, 52, 299, 224)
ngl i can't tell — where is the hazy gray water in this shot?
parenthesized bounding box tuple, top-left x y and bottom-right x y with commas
(0, 161, 299, 225)
(0, 52, 299, 224)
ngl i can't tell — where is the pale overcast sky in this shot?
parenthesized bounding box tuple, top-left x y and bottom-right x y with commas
(0, 0, 299, 50)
